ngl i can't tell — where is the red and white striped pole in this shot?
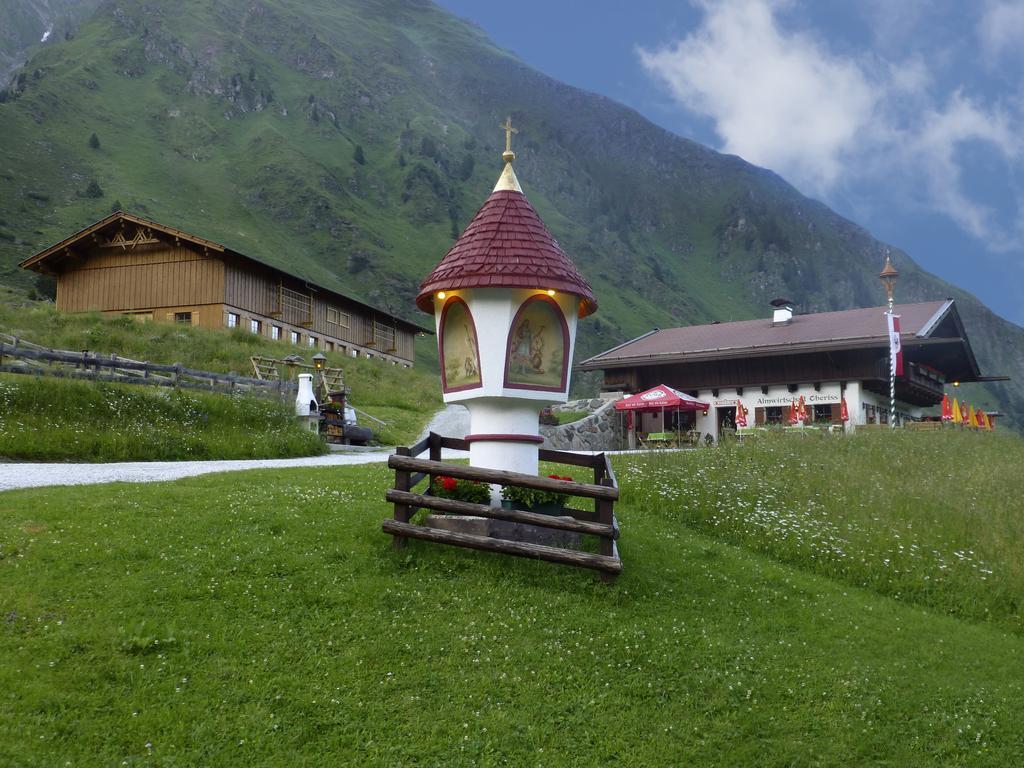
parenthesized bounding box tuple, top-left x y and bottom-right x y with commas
(880, 252, 900, 430)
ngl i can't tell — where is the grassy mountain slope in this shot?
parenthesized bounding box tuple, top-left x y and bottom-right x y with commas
(0, 0, 1020, 426)
(0, 0, 104, 80)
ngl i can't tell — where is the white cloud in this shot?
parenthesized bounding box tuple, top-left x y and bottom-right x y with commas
(638, 0, 876, 191)
(911, 93, 1020, 244)
(638, 0, 1024, 248)
(978, 1, 1024, 62)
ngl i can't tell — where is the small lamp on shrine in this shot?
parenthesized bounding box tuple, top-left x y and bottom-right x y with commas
(312, 352, 327, 371)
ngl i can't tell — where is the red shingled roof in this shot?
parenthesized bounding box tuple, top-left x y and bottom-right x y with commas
(416, 189, 597, 316)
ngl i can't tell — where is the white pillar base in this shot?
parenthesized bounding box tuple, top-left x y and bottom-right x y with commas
(464, 399, 545, 504)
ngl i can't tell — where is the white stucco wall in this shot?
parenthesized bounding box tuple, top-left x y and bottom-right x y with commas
(685, 380, 923, 440)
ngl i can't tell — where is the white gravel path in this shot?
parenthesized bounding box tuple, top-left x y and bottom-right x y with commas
(416, 403, 470, 441)
(0, 405, 476, 493)
(0, 450, 398, 492)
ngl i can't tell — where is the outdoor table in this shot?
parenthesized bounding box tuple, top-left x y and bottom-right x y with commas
(643, 431, 676, 449)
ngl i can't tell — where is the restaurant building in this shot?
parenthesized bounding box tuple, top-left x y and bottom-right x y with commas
(19, 211, 427, 366)
(580, 298, 1000, 442)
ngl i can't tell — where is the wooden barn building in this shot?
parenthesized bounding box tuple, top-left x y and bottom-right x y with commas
(20, 212, 425, 366)
(580, 298, 1004, 441)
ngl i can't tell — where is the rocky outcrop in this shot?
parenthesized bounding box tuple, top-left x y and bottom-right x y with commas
(541, 398, 623, 452)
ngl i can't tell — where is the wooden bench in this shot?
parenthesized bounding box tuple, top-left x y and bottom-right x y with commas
(906, 421, 943, 431)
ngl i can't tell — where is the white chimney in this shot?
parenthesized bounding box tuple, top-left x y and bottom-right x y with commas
(770, 298, 794, 325)
(295, 373, 318, 415)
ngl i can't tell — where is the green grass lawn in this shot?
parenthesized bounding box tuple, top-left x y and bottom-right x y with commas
(554, 410, 589, 425)
(0, 374, 325, 462)
(619, 430, 1024, 633)
(0, 297, 443, 449)
(2, 432, 1024, 765)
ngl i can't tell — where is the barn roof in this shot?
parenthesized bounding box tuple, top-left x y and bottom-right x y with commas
(415, 160, 597, 316)
(580, 300, 995, 383)
(19, 211, 432, 334)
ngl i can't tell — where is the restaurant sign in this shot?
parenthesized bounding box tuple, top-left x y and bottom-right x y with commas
(755, 389, 841, 406)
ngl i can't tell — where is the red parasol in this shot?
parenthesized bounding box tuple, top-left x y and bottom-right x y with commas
(941, 393, 953, 421)
(797, 395, 807, 424)
(735, 401, 748, 428)
(614, 385, 709, 412)
(840, 396, 850, 423)
(788, 399, 799, 425)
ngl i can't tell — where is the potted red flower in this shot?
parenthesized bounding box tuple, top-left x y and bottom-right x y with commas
(431, 475, 490, 505)
(501, 475, 574, 516)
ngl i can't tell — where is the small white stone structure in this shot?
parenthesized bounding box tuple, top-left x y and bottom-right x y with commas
(415, 121, 598, 480)
(294, 373, 319, 433)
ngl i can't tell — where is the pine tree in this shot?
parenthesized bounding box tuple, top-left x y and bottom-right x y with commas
(85, 180, 104, 198)
(458, 153, 475, 181)
(353, 144, 366, 165)
(88, 133, 100, 150)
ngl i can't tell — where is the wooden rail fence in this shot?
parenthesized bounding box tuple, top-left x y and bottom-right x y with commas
(0, 335, 296, 397)
(382, 433, 622, 580)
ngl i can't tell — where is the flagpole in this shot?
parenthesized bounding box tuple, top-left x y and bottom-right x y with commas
(889, 302, 896, 430)
(880, 252, 899, 431)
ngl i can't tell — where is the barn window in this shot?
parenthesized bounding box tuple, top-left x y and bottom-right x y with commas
(250, 319, 261, 335)
(290, 331, 300, 345)
(174, 312, 192, 324)
(373, 321, 396, 352)
(326, 307, 350, 328)
(308, 336, 318, 348)
(271, 325, 281, 340)
(812, 404, 833, 422)
(227, 312, 239, 328)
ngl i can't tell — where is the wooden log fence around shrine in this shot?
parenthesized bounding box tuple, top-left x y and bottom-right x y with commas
(383, 433, 622, 579)
(0, 339, 296, 397)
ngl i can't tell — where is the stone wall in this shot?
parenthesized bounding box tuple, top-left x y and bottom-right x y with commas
(541, 398, 624, 452)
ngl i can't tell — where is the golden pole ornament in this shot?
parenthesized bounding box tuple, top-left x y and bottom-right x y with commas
(879, 251, 899, 310)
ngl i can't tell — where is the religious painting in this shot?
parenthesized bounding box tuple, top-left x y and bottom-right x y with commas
(439, 298, 482, 392)
(504, 296, 569, 391)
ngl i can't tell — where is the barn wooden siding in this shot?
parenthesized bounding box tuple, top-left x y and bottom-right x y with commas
(223, 262, 415, 362)
(56, 242, 226, 327)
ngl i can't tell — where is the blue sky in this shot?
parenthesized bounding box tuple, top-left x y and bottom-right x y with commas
(436, 0, 1024, 327)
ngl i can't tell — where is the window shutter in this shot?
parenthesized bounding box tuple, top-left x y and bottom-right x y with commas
(830, 404, 842, 423)
(192, 311, 200, 326)
(755, 407, 765, 426)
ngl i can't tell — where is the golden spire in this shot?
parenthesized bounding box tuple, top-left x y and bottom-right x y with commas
(493, 115, 522, 193)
